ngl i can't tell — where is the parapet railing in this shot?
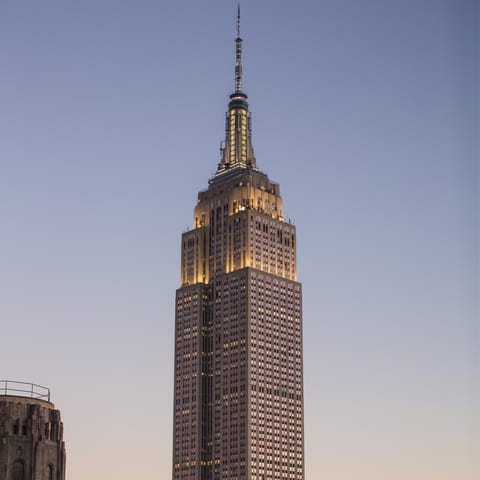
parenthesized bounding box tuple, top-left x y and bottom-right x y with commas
(0, 380, 50, 402)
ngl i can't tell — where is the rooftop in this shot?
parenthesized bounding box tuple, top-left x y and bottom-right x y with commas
(0, 380, 50, 402)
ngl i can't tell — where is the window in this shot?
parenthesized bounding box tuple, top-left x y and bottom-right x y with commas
(13, 460, 25, 480)
(46, 464, 55, 480)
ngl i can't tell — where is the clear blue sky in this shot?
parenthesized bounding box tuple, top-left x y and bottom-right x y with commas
(1, 1, 478, 479)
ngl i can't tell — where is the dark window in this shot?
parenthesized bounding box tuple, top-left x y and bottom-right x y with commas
(13, 460, 25, 480)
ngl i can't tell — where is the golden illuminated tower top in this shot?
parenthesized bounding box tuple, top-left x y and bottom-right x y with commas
(216, 5, 257, 175)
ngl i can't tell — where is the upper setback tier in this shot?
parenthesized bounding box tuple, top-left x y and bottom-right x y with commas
(181, 169, 296, 286)
(195, 168, 283, 228)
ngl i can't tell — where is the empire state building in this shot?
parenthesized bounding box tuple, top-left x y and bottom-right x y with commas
(173, 10, 304, 480)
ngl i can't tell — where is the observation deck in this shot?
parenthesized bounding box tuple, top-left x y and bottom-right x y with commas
(0, 380, 51, 402)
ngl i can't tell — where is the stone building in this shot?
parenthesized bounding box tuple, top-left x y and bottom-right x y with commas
(0, 381, 66, 480)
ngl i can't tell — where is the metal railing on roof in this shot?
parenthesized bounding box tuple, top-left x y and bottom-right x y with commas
(0, 380, 50, 402)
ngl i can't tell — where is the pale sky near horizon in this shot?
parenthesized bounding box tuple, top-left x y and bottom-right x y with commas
(1, 1, 478, 479)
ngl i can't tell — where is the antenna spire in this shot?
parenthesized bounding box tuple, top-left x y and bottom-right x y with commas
(216, 4, 257, 175)
(237, 4, 241, 38)
(235, 4, 243, 93)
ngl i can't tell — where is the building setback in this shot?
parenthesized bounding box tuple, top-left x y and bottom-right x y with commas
(173, 10, 304, 480)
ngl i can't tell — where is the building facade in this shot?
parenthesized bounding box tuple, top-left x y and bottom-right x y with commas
(173, 11, 304, 480)
(0, 381, 66, 480)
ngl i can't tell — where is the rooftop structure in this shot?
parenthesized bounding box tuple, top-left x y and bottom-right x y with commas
(0, 381, 66, 480)
(0, 380, 51, 403)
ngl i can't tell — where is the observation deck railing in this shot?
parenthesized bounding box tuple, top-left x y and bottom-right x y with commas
(0, 380, 50, 402)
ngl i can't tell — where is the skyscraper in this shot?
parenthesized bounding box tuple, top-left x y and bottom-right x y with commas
(173, 9, 304, 480)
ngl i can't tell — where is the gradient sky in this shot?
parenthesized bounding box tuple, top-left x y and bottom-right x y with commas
(1, 1, 478, 479)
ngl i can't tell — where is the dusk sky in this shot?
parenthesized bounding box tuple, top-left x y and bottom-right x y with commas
(1, 1, 478, 479)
